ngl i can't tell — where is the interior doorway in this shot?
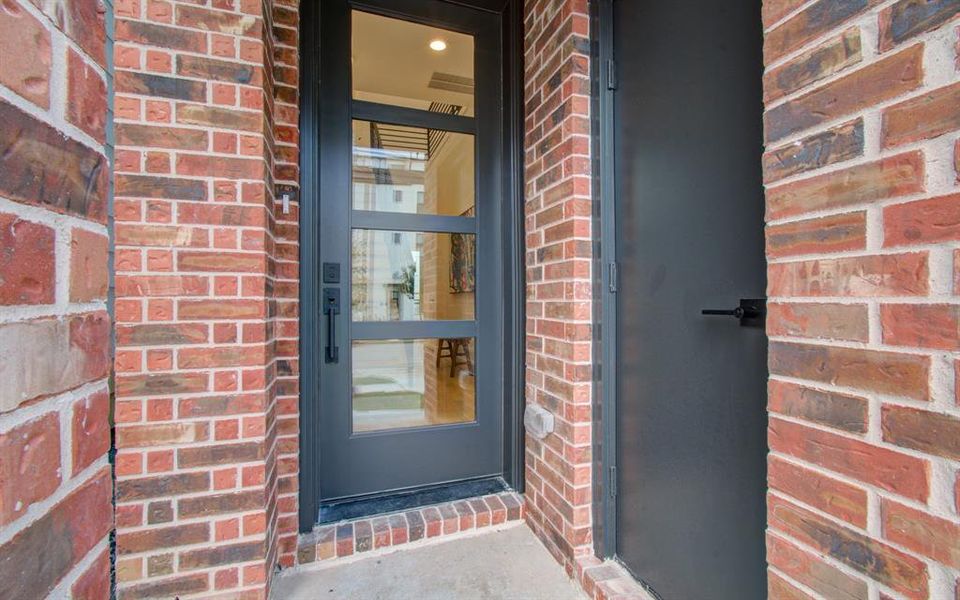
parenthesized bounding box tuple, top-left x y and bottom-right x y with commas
(600, 2, 768, 598)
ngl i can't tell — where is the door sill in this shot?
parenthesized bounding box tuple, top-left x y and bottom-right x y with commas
(317, 476, 507, 524)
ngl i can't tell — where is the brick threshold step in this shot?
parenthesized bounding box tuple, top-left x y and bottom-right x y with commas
(576, 556, 658, 600)
(295, 491, 524, 566)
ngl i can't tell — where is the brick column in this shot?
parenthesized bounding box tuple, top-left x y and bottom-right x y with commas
(0, 0, 112, 598)
(270, 0, 301, 571)
(112, 0, 287, 596)
(522, 0, 595, 573)
(762, 1, 960, 598)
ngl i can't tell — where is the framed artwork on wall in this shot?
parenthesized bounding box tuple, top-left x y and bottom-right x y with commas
(450, 206, 476, 293)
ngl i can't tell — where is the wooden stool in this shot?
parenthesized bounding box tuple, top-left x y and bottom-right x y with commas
(436, 338, 474, 377)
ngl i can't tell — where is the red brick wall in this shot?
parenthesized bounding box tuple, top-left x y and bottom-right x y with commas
(271, 0, 301, 572)
(111, 0, 297, 595)
(522, 0, 595, 574)
(0, 0, 112, 597)
(763, 1, 960, 598)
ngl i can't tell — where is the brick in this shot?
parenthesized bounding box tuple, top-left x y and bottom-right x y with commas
(115, 19, 206, 52)
(116, 275, 208, 297)
(882, 304, 960, 350)
(66, 49, 107, 142)
(69, 228, 108, 302)
(406, 510, 425, 542)
(114, 224, 200, 248)
(764, 29, 862, 103)
(768, 571, 814, 600)
(179, 346, 264, 368)
(766, 212, 866, 258)
(71, 549, 111, 600)
(117, 423, 209, 448)
(115, 372, 208, 397)
(0, 413, 60, 526)
(177, 54, 258, 84)
(880, 0, 960, 51)
(176, 4, 261, 37)
(178, 441, 264, 468)
(768, 379, 868, 433)
(118, 523, 209, 554)
(767, 253, 929, 298)
(72, 389, 110, 474)
(766, 151, 925, 220)
(770, 417, 929, 501)
(178, 250, 265, 273)
(116, 70, 206, 101)
(116, 323, 208, 347)
(115, 174, 208, 201)
(178, 490, 263, 518)
(0, 0, 51, 107)
(0, 312, 110, 411)
(767, 302, 869, 342)
(116, 472, 210, 501)
(0, 468, 112, 600)
(355, 519, 373, 551)
(766, 532, 869, 600)
(769, 494, 927, 598)
(883, 82, 960, 148)
(176, 103, 263, 132)
(885, 193, 960, 246)
(770, 341, 929, 400)
(49, 0, 107, 66)
(769, 455, 868, 526)
(882, 498, 960, 569)
(178, 393, 265, 417)
(116, 123, 208, 150)
(0, 212, 55, 305)
(0, 101, 107, 222)
(764, 44, 924, 142)
(178, 299, 265, 320)
(146, 553, 173, 577)
(181, 540, 264, 570)
(882, 404, 960, 461)
(765, 0, 876, 63)
(762, 119, 864, 184)
(117, 573, 208, 599)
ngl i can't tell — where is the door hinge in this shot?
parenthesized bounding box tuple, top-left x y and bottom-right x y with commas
(606, 59, 617, 91)
(608, 262, 618, 293)
(608, 465, 617, 498)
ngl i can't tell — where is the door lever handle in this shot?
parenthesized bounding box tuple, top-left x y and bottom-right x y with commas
(701, 298, 766, 327)
(323, 288, 341, 363)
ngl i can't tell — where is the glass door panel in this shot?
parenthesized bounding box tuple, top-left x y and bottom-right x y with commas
(352, 11, 475, 115)
(351, 120, 476, 217)
(352, 338, 476, 433)
(351, 229, 476, 322)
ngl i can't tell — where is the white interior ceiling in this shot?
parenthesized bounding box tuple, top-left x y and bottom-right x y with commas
(352, 10, 475, 114)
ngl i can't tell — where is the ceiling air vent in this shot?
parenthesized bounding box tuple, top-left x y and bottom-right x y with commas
(427, 72, 474, 95)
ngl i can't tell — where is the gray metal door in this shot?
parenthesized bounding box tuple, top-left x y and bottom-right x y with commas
(613, 2, 768, 598)
(314, 0, 504, 502)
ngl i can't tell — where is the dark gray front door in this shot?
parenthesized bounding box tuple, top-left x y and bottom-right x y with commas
(613, 2, 768, 598)
(315, 0, 504, 501)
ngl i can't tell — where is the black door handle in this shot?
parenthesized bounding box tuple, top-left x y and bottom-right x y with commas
(323, 288, 340, 363)
(701, 298, 765, 327)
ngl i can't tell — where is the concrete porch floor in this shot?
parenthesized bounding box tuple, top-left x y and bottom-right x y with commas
(272, 523, 585, 600)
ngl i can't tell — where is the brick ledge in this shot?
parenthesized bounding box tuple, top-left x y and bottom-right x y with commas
(575, 555, 658, 600)
(295, 491, 524, 566)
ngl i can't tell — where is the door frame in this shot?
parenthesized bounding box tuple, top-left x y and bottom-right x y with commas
(591, 0, 618, 559)
(298, 0, 526, 532)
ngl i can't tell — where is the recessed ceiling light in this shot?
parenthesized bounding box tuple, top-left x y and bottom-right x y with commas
(429, 39, 447, 52)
